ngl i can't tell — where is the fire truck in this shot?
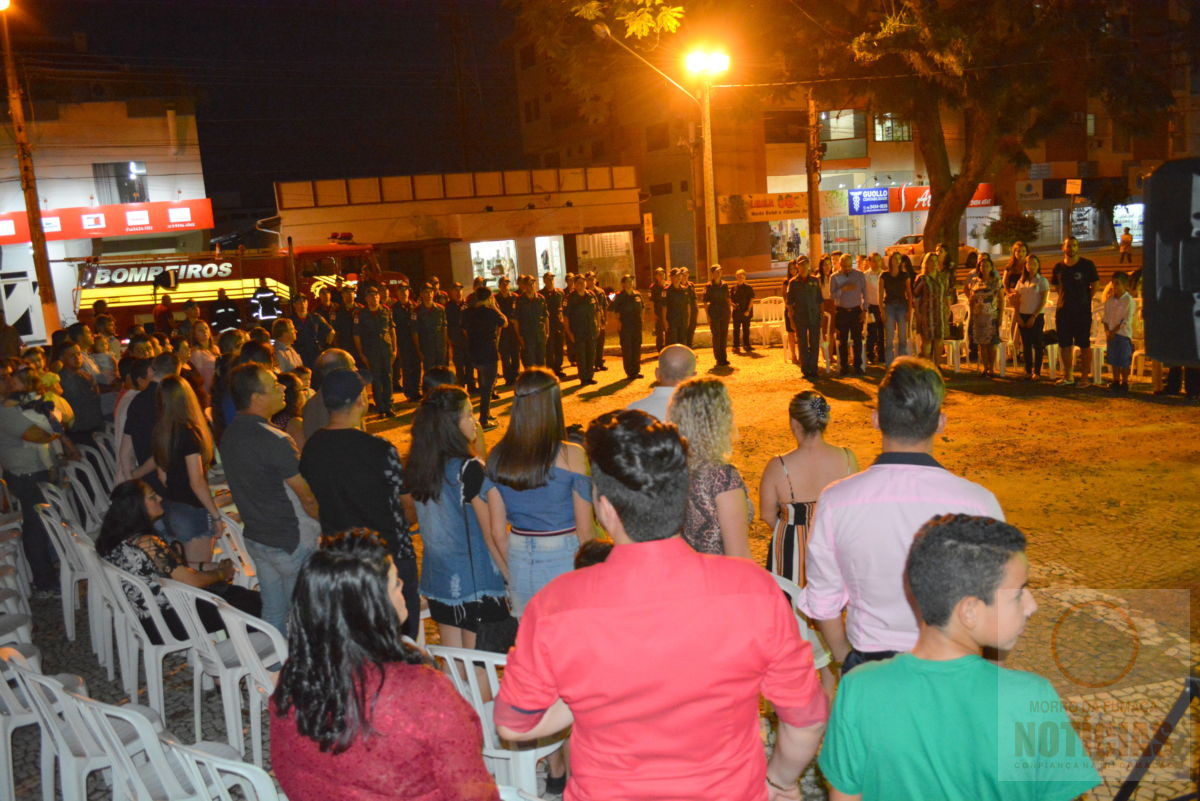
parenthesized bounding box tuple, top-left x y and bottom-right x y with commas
(66, 242, 390, 331)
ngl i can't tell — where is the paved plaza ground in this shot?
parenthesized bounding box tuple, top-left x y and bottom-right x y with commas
(12, 340, 1198, 800)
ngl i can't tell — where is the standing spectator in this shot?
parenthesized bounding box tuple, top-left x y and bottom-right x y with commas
(786, 257, 823, 379)
(564, 274, 598, 386)
(514, 275, 548, 369)
(211, 288, 242, 333)
(913, 252, 949, 369)
(462, 287, 507, 429)
(1051, 236, 1099, 387)
(581, 272, 607, 373)
(415, 284, 449, 371)
(864, 252, 884, 364)
(483, 368, 593, 617)
(668, 376, 752, 558)
(301, 348, 356, 440)
(966, 253, 1003, 378)
(495, 276, 520, 384)
(271, 372, 308, 448)
(93, 313, 122, 360)
(152, 375, 224, 564)
(1155, 365, 1200, 399)
(759, 391, 857, 585)
(444, 282, 475, 393)
(781, 259, 800, 364)
(881, 252, 913, 366)
(354, 286, 396, 417)
(495, 410, 828, 801)
(429, 275, 450, 306)
(405, 385, 508, 649)
(250, 278, 281, 325)
(730, 268, 756, 355)
(300, 369, 420, 637)
(289, 295, 333, 368)
(541, 272, 567, 380)
(802, 357, 1003, 673)
(704, 264, 731, 367)
(663, 269, 690, 347)
(114, 358, 151, 481)
(649, 267, 668, 352)
(627, 344, 696, 421)
(0, 366, 62, 594)
(57, 343, 104, 447)
(153, 293, 175, 335)
(1119, 226, 1134, 263)
(831, 253, 867, 376)
(175, 300, 201, 340)
(120, 352, 178, 497)
(1102, 271, 1137, 394)
(270, 530, 499, 801)
(188, 320, 219, 393)
(817, 254, 837, 363)
(64, 323, 103, 383)
(820, 515, 1101, 801)
(1014, 254, 1049, 380)
(272, 318, 304, 374)
(390, 284, 422, 401)
(331, 286, 360, 360)
(220, 363, 321, 633)
(609, 274, 644, 379)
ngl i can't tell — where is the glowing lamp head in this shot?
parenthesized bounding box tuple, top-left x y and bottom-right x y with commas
(686, 50, 730, 76)
(0, 1, 11, 10)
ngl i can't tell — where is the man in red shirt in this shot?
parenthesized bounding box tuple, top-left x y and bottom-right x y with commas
(496, 410, 827, 801)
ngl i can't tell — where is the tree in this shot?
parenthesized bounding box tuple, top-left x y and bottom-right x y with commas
(985, 214, 1042, 251)
(511, 0, 1178, 262)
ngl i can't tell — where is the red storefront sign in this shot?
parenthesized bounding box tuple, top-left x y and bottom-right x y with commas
(889, 184, 995, 213)
(0, 198, 213, 246)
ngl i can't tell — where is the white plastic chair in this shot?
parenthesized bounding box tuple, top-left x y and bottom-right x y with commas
(167, 737, 286, 801)
(994, 306, 1017, 375)
(77, 445, 116, 496)
(752, 296, 786, 347)
(946, 303, 969, 373)
(72, 537, 121, 680)
(426, 644, 567, 796)
(38, 481, 85, 533)
(102, 562, 197, 717)
(93, 430, 118, 467)
(35, 506, 90, 641)
(60, 460, 109, 534)
(215, 512, 257, 590)
(214, 601, 287, 766)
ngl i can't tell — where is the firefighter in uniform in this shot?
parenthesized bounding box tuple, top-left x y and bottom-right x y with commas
(445, 283, 476, 393)
(564, 274, 598, 386)
(353, 285, 395, 416)
(649, 267, 668, 351)
(584, 272, 608, 372)
(495, 276, 520, 384)
(665, 269, 690, 346)
(333, 286, 360, 361)
(541, 272, 567, 380)
(414, 285, 449, 371)
(684, 270, 699, 348)
(249, 278, 280, 325)
(705, 263, 732, 367)
(211, 288, 242, 333)
(391, 284, 422, 402)
(609, 274, 644, 379)
(514, 275, 548, 368)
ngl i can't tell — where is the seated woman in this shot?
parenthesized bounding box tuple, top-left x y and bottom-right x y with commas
(96, 480, 260, 644)
(271, 529, 498, 801)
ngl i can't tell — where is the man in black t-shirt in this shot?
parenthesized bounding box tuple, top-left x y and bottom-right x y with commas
(1050, 236, 1099, 387)
(300, 369, 420, 638)
(462, 286, 508, 429)
(119, 352, 179, 496)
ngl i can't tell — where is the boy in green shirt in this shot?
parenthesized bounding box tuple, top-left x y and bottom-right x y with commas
(820, 514, 1102, 801)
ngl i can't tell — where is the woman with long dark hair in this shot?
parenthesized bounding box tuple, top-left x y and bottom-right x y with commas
(1014, 253, 1049, 380)
(96, 480, 258, 643)
(782, 259, 800, 364)
(270, 529, 497, 801)
(483, 368, 592, 618)
(967, 253, 1003, 377)
(405, 386, 507, 649)
(152, 375, 223, 564)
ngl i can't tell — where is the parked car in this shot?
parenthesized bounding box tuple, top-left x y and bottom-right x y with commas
(884, 235, 977, 264)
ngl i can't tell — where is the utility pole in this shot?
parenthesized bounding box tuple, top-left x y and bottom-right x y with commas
(805, 87, 823, 264)
(1, 6, 59, 334)
(698, 78, 718, 267)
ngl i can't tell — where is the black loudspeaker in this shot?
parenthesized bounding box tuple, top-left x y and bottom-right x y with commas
(1143, 159, 1200, 366)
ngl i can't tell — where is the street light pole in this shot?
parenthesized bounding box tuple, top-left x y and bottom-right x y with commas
(698, 78, 718, 267)
(1, 3, 59, 335)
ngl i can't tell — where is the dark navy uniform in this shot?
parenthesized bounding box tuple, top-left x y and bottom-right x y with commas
(705, 279, 731, 366)
(355, 305, 395, 414)
(250, 287, 280, 324)
(610, 289, 644, 379)
(541, 286, 566, 376)
(496, 290, 520, 383)
(565, 290, 598, 384)
(392, 300, 422, 401)
(445, 298, 476, 392)
(515, 293, 548, 368)
(684, 281, 699, 348)
(589, 286, 608, 370)
(732, 282, 756, 352)
(665, 285, 690, 346)
(332, 302, 359, 359)
(211, 298, 242, 333)
(414, 303, 448, 369)
(650, 280, 668, 351)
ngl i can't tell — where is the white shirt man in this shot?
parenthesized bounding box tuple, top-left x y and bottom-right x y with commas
(626, 344, 696, 421)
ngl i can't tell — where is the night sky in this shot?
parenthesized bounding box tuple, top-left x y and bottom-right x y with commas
(19, 0, 524, 216)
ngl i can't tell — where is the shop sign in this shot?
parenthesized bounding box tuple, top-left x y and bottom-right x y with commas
(717, 190, 848, 224)
(848, 188, 890, 216)
(889, 183, 995, 213)
(643, 212, 654, 243)
(1016, 180, 1044, 201)
(0, 198, 213, 246)
(82, 260, 234, 288)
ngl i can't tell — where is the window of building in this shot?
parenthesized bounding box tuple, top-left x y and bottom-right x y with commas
(820, 109, 865, 141)
(519, 44, 536, 70)
(873, 113, 912, 142)
(645, 122, 670, 151)
(648, 182, 672, 196)
(763, 110, 807, 144)
(679, 179, 689, 192)
(92, 161, 147, 204)
(1086, 113, 1096, 137)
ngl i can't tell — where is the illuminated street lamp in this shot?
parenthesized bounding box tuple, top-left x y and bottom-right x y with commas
(685, 48, 729, 267)
(0, 0, 60, 336)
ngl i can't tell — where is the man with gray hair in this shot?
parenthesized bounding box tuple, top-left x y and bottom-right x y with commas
(626, 344, 696, 421)
(302, 348, 357, 439)
(802, 357, 1003, 675)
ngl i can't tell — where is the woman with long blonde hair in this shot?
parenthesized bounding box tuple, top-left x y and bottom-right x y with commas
(668, 375, 752, 558)
(913, 251, 949, 367)
(152, 375, 224, 563)
(188, 319, 220, 393)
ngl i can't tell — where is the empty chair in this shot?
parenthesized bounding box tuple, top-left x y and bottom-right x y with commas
(35, 506, 90, 640)
(426, 644, 566, 796)
(213, 600, 286, 766)
(60, 460, 109, 533)
(752, 296, 786, 347)
(166, 737, 287, 801)
(77, 445, 116, 495)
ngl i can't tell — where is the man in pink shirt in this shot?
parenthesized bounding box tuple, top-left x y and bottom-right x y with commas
(802, 357, 1003, 674)
(496, 410, 828, 801)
